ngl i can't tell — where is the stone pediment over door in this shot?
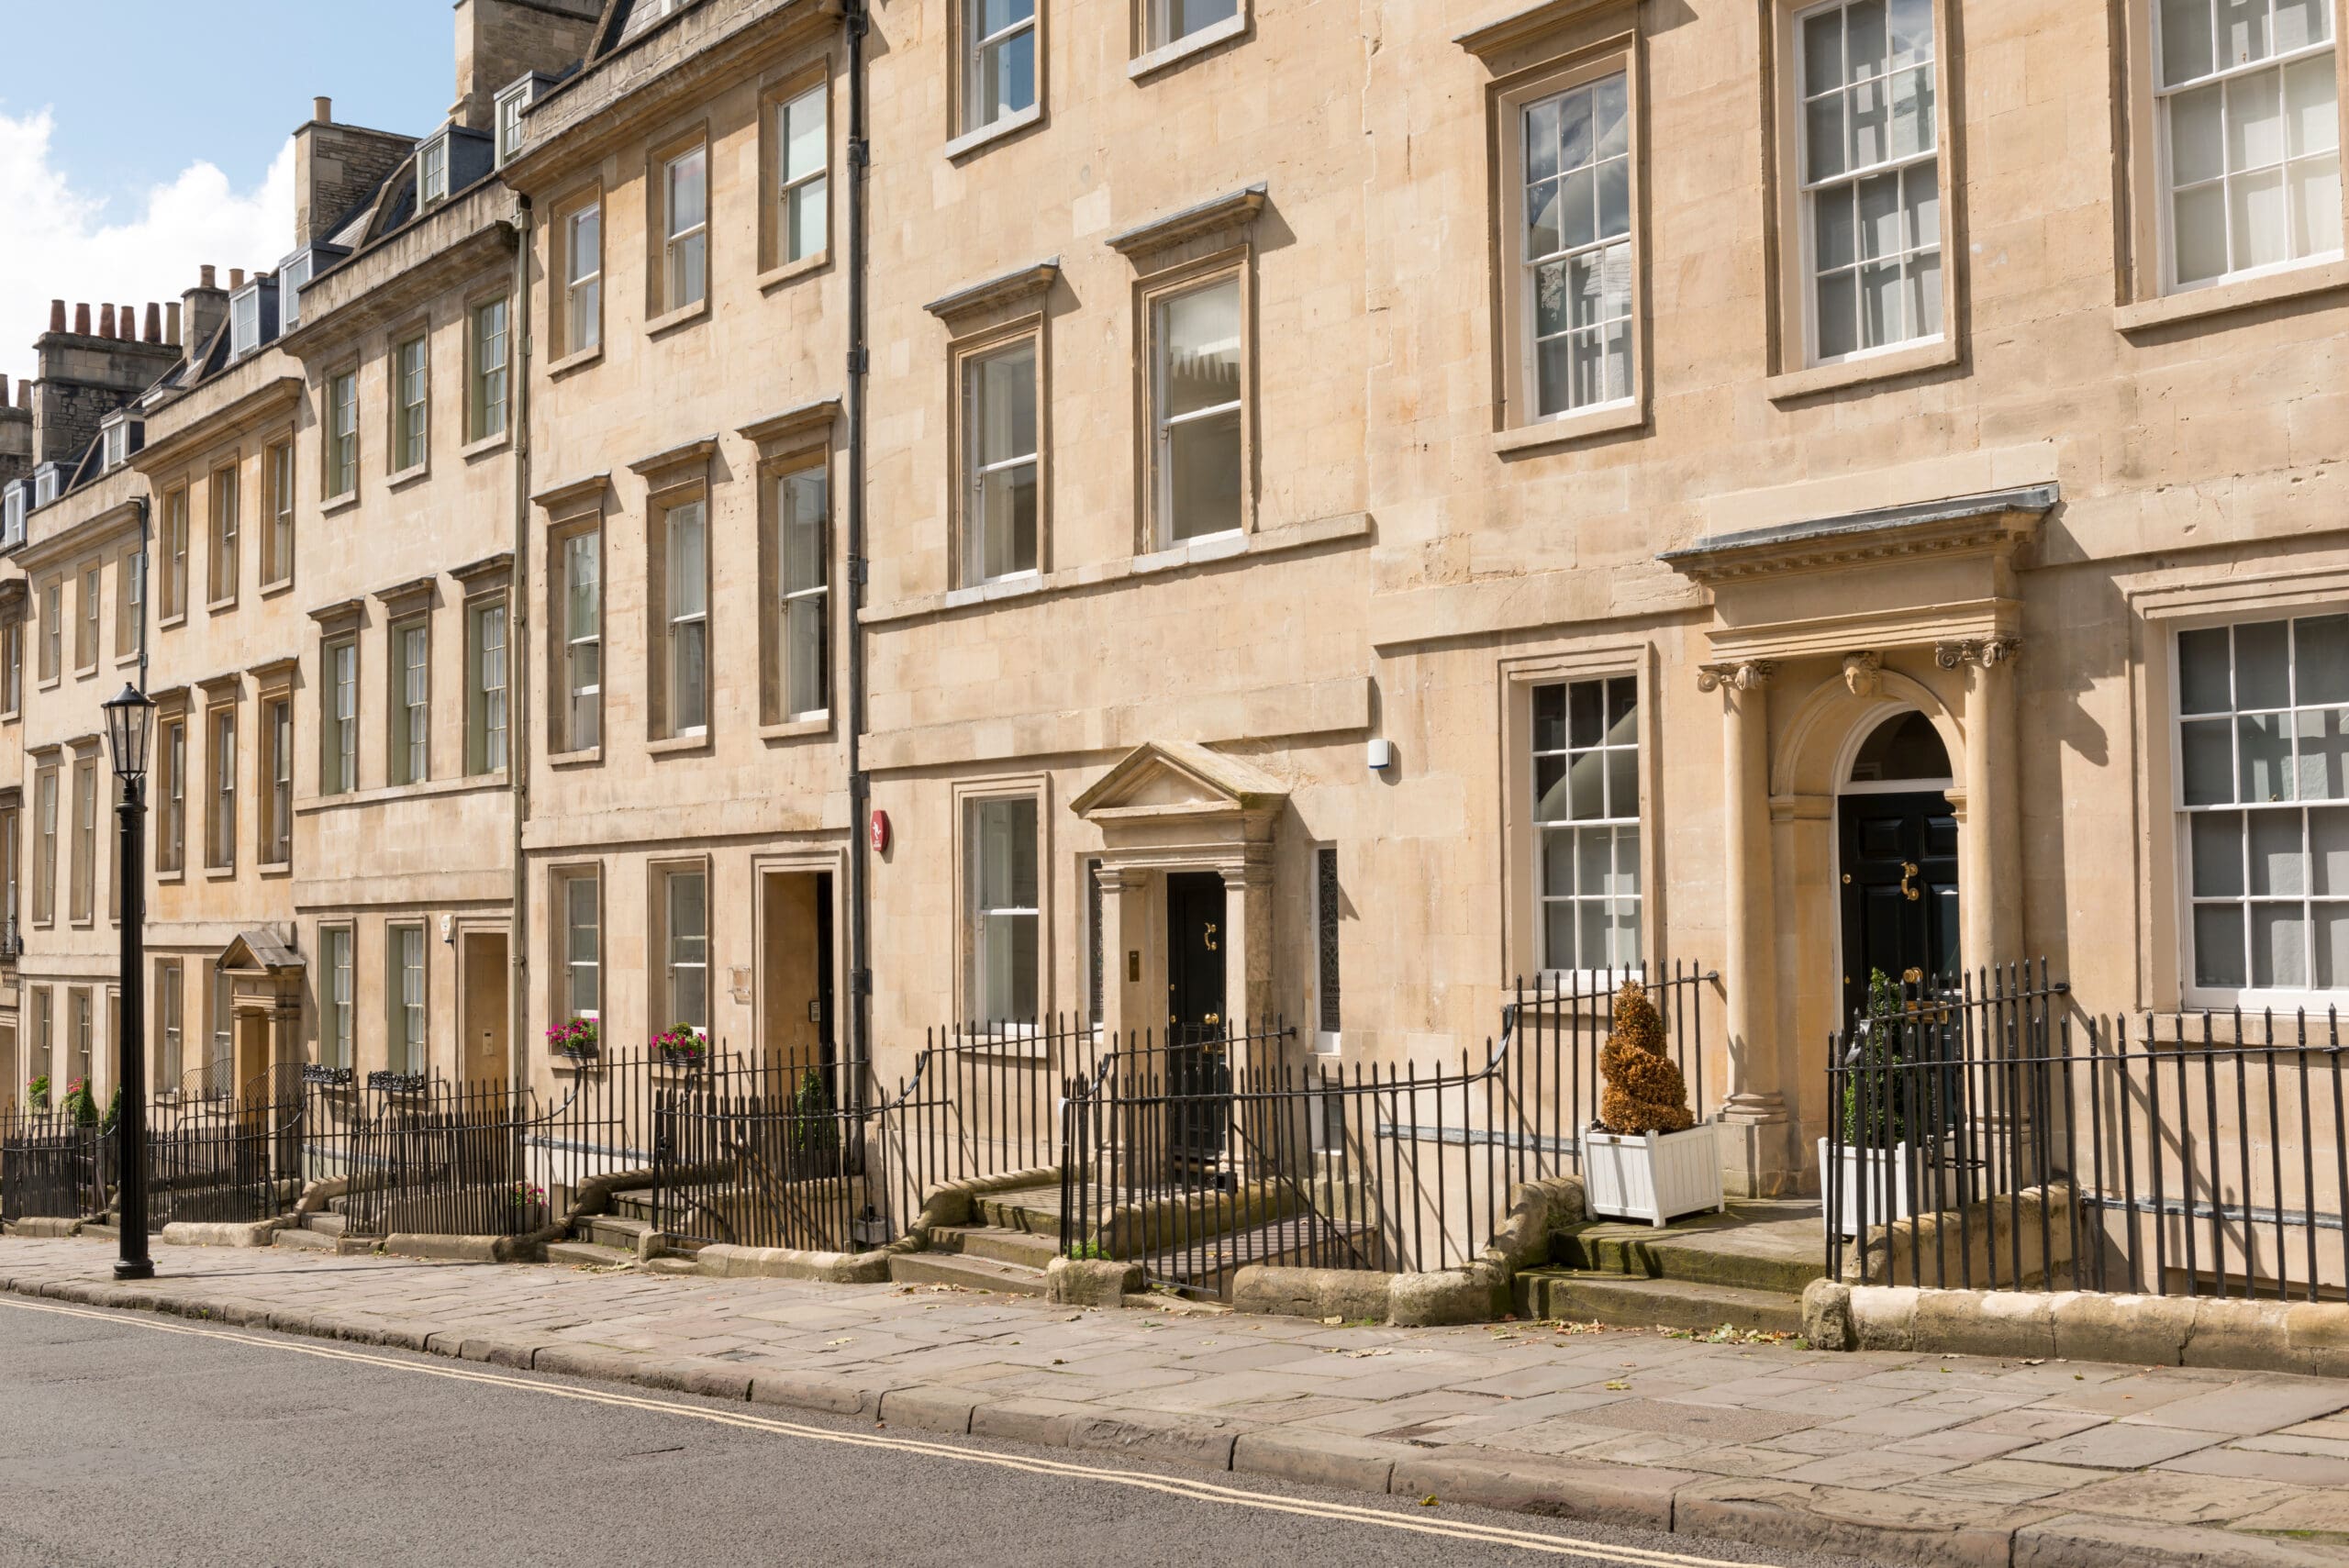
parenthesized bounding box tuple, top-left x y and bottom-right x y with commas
(1071, 740, 1286, 869)
(217, 927, 304, 977)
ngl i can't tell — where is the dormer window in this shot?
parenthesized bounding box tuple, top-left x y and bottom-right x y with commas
(31, 464, 60, 508)
(495, 79, 537, 166)
(100, 416, 139, 471)
(280, 252, 312, 331)
(419, 133, 450, 207)
(230, 285, 261, 357)
(2, 483, 23, 546)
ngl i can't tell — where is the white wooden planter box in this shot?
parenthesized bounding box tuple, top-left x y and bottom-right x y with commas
(1585, 1124, 1724, 1228)
(1818, 1139, 1941, 1238)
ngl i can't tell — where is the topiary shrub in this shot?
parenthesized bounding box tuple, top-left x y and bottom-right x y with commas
(1598, 980, 1696, 1136)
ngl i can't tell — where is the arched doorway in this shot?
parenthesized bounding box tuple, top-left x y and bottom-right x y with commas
(1836, 710, 1959, 1023)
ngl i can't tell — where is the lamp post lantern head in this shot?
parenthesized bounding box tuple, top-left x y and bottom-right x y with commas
(102, 684, 155, 781)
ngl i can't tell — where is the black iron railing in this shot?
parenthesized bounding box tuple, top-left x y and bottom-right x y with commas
(1827, 962, 2349, 1302)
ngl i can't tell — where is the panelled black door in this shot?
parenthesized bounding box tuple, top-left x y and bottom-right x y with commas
(1837, 790, 1960, 1025)
(1164, 872, 1230, 1168)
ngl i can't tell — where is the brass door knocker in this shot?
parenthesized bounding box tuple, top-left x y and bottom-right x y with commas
(1899, 862, 1920, 902)
(1202, 921, 1219, 951)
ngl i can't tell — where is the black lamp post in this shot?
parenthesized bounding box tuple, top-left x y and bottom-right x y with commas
(102, 683, 153, 1282)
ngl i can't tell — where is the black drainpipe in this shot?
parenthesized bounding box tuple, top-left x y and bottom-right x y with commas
(134, 495, 150, 691)
(845, 0, 873, 1103)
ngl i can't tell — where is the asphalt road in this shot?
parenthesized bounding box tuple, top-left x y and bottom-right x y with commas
(0, 1296, 1897, 1568)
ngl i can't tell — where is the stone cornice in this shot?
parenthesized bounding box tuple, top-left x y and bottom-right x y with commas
(923, 260, 1060, 322)
(1454, 0, 1633, 57)
(1108, 184, 1267, 260)
(1657, 484, 2058, 586)
(133, 375, 304, 474)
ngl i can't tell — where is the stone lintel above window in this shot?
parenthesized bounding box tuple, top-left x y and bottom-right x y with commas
(195, 670, 242, 702)
(736, 398, 843, 455)
(531, 470, 611, 518)
(627, 434, 719, 498)
(306, 597, 367, 637)
(248, 657, 299, 700)
(923, 260, 1061, 323)
(149, 684, 190, 719)
(1108, 185, 1267, 261)
(372, 575, 439, 618)
(451, 551, 516, 591)
(0, 581, 27, 625)
(1453, 0, 1632, 56)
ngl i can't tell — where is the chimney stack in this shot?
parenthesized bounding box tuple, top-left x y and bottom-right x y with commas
(228, 268, 246, 290)
(315, 96, 332, 123)
(144, 303, 161, 343)
(73, 304, 90, 335)
(98, 304, 115, 339)
(200, 265, 216, 289)
(48, 301, 64, 333)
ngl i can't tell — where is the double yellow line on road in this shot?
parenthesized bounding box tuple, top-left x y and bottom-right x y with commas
(2, 1294, 1786, 1568)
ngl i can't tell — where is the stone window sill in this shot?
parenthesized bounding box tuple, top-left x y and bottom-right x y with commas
(295, 773, 507, 815)
(863, 509, 1370, 626)
(1129, 12, 1247, 80)
(547, 344, 604, 378)
(205, 865, 236, 881)
(646, 299, 711, 339)
(460, 429, 511, 462)
(203, 597, 236, 617)
(157, 614, 187, 632)
(546, 745, 601, 769)
(648, 732, 710, 757)
(155, 869, 184, 885)
(2116, 258, 2349, 333)
(259, 577, 295, 601)
(757, 250, 830, 293)
(1765, 337, 1959, 403)
(387, 462, 430, 494)
(1492, 397, 1645, 455)
(320, 493, 360, 518)
(258, 859, 292, 879)
(761, 714, 829, 742)
(945, 104, 1042, 161)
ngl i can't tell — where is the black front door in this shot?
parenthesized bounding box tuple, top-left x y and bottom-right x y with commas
(1164, 873, 1230, 1169)
(1837, 790, 1960, 1025)
(1166, 873, 1227, 1045)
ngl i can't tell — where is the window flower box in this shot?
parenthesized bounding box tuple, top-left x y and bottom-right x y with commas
(547, 1018, 599, 1062)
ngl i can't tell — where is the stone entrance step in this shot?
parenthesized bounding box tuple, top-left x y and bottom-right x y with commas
(974, 1184, 1065, 1237)
(578, 1213, 652, 1255)
(929, 1223, 1060, 1269)
(1512, 1270, 1807, 1336)
(546, 1240, 639, 1269)
(888, 1250, 1049, 1296)
(1554, 1200, 1826, 1295)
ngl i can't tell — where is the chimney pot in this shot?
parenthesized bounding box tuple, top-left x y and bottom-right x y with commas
(314, 96, 332, 124)
(15, 381, 28, 410)
(228, 268, 246, 290)
(98, 304, 115, 338)
(48, 300, 65, 333)
(166, 303, 182, 347)
(200, 264, 217, 290)
(144, 303, 162, 343)
(0, 375, 9, 404)
(117, 305, 133, 339)
(73, 304, 91, 335)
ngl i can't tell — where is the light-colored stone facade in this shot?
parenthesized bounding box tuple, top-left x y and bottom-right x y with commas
(3, 0, 2346, 1195)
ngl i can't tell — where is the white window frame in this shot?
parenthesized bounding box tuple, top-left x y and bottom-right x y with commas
(1531, 673, 1644, 981)
(495, 81, 532, 166)
(280, 252, 312, 331)
(662, 144, 709, 312)
(265, 697, 293, 865)
(1145, 0, 1240, 54)
(162, 489, 189, 617)
(467, 597, 508, 774)
(160, 720, 185, 873)
(418, 133, 450, 207)
(562, 528, 602, 751)
(471, 296, 509, 441)
(327, 372, 359, 499)
(31, 768, 52, 925)
(962, 0, 1038, 135)
(76, 565, 98, 672)
(320, 927, 352, 1071)
(209, 464, 239, 606)
(562, 871, 601, 1022)
(963, 339, 1041, 584)
(388, 922, 427, 1074)
(209, 706, 237, 871)
(394, 620, 429, 786)
(395, 334, 429, 473)
(1517, 71, 1636, 421)
(565, 203, 603, 354)
(778, 85, 829, 262)
(2174, 612, 2349, 1006)
(324, 639, 358, 795)
(1793, 0, 1945, 366)
(965, 794, 1041, 1030)
(1149, 272, 1246, 548)
(267, 440, 295, 585)
(662, 868, 709, 1034)
(229, 287, 261, 358)
(159, 960, 184, 1086)
(664, 500, 709, 737)
(2153, 0, 2342, 295)
(777, 467, 829, 720)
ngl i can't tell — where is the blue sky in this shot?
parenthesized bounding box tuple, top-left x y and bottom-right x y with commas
(0, 4, 456, 386)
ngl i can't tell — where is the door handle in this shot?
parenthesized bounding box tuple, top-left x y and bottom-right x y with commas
(1899, 862, 1920, 902)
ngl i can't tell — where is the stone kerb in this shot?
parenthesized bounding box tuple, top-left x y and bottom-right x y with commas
(1805, 1277, 2349, 1376)
(1230, 1174, 1583, 1326)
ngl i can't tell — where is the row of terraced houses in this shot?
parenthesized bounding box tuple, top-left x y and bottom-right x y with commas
(0, 0, 2343, 1202)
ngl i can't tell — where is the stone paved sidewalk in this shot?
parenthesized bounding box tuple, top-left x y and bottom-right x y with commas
(6, 1238, 2349, 1566)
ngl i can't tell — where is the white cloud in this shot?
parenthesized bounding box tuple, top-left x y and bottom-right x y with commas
(0, 107, 294, 391)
